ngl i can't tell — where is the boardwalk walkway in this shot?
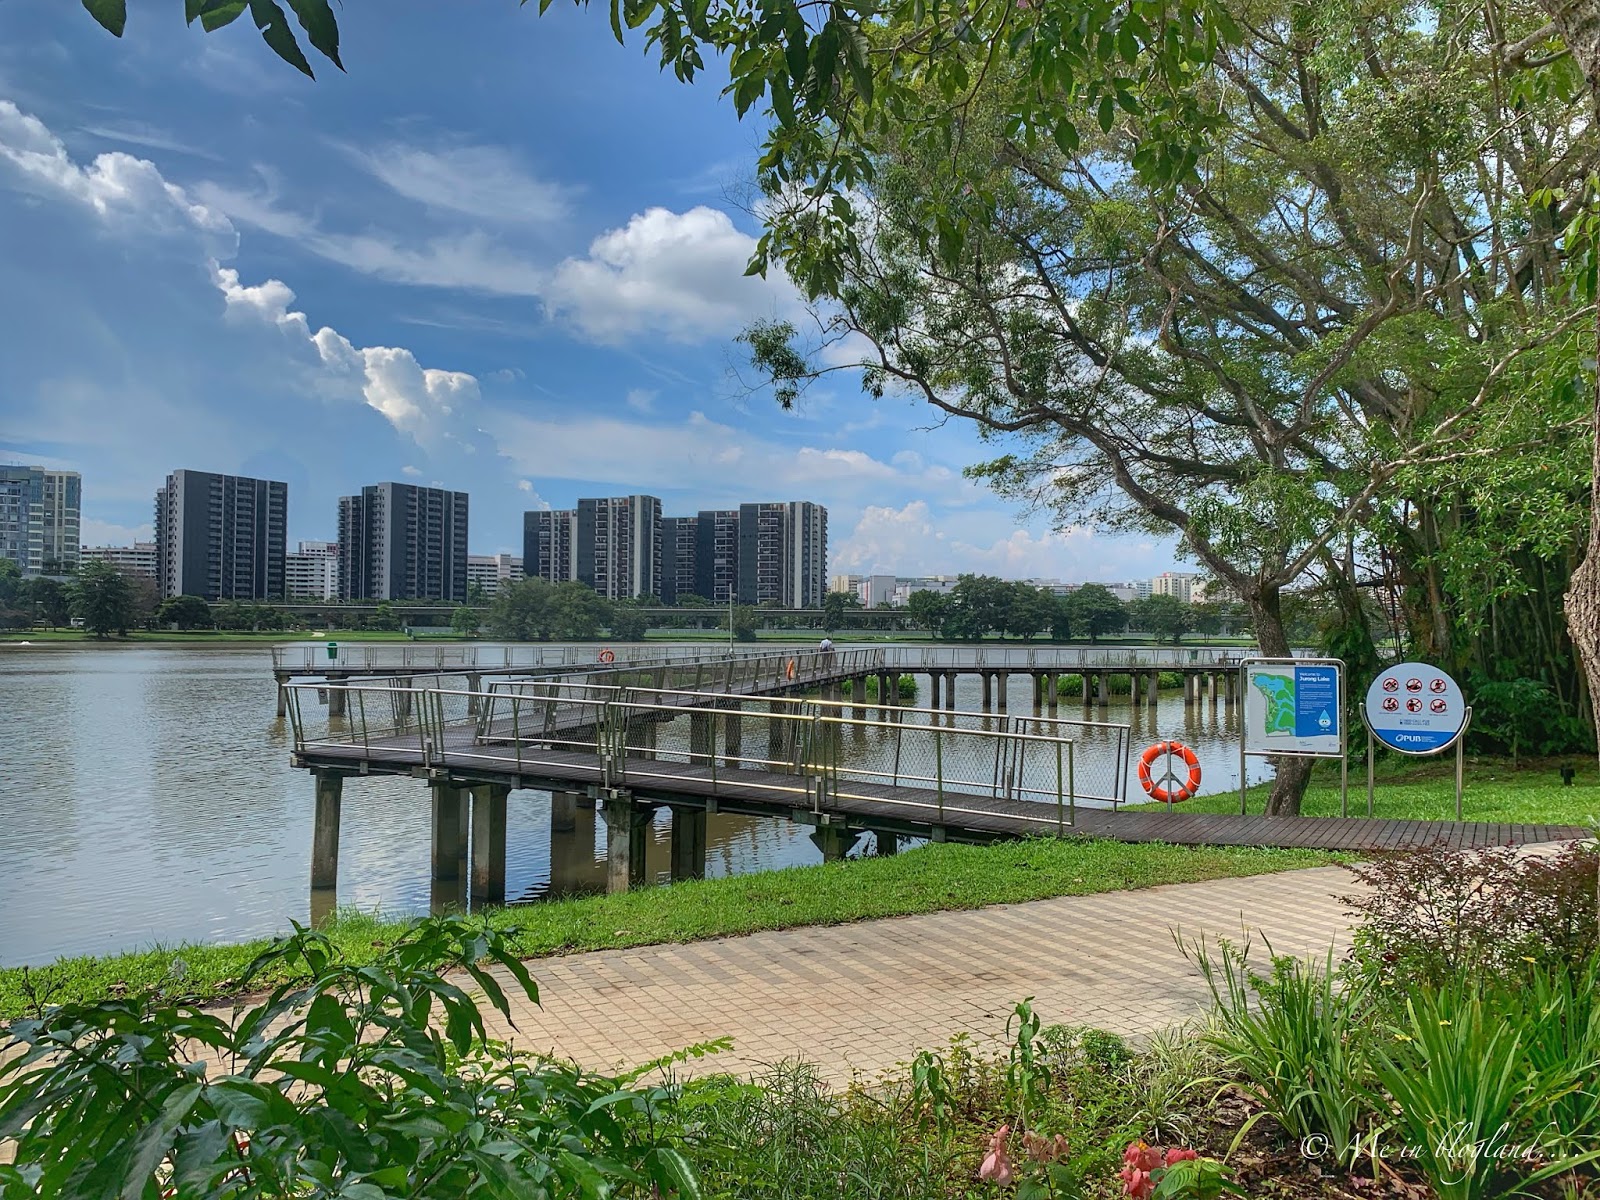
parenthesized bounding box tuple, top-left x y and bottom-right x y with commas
(478, 864, 1365, 1082)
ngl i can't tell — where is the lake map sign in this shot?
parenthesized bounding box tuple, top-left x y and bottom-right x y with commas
(1241, 660, 1344, 758)
(1363, 662, 1467, 754)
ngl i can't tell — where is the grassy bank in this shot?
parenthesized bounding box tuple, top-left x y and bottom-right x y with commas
(1130, 757, 1600, 826)
(0, 837, 1342, 1020)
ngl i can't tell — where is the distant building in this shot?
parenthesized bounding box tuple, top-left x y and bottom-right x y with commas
(890, 575, 960, 607)
(660, 516, 700, 604)
(285, 540, 339, 600)
(82, 541, 157, 580)
(1191, 578, 1240, 604)
(1106, 584, 1139, 603)
(861, 574, 898, 607)
(154, 469, 286, 600)
(1125, 578, 1153, 600)
(0, 465, 80, 575)
(577, 495, 661, 601)
(466, 553, 523, 598)
(338, 483, 468, 602)
(523, 509, 576, 584)
(737, 501, 827, 607)
(694, 509, 739, 604)
(829, 574, 862, 596)
(1151, 571, 1199, 603)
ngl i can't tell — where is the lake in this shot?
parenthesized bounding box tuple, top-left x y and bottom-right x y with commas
(0, 643, 1264, 966)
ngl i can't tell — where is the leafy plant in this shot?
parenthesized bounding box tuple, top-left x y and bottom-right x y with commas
(1187, 938, 1373, 1164)
(0, 915, 703, 1199)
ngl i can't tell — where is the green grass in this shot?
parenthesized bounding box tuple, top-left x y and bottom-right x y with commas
(0, 629, 446, 644)
(1129, 757, 1600, 826)
(0, 837, 1342, 1021)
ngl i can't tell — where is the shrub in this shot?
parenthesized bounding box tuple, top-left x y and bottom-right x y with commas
(1188, 939, 1373, 1164)
(1344, 844, 1600, 988)
(0, 916, 703, 1199)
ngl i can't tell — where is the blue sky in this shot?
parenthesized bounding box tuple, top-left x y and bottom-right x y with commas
(0, 2, 1177, 581)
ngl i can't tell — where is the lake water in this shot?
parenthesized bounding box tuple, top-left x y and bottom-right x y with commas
(0, 644, 1266, 966)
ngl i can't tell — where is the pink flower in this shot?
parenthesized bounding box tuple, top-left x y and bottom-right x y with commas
(1123, 1140, 1163, 1173)
(980, 1125, 1015, 1185)
(1165, 1147, 1198, 1166)
(1120, 1166, 1154, 1199)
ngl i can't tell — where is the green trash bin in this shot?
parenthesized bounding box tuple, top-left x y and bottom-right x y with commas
(326, 640, 339, 661)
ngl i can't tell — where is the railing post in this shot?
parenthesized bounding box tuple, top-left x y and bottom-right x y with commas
(1056, 738, 1064, 834)
(934, 726, 944, 820)
(358, 689, 369, 752)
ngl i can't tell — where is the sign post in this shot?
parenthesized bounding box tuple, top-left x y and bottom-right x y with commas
(1238, 658, 1347, 816)
(1361, 662, 1471, 820)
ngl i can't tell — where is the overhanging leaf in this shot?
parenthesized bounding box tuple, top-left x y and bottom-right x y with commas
(80, 0, 126, 36)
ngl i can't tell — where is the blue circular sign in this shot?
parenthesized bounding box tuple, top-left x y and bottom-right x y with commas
(1364, 662, 1466, 754)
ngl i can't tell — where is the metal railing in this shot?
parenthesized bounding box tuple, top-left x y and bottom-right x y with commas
(286, 672, 1086, 833)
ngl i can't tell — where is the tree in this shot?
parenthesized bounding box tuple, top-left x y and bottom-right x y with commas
(487, 578, 552, 641)
(73, 561, 136, 639)
(609, 605, 650, 641)
(1129, 594, 1193, 645)
(466, 581, 489, 607)
(822, 590, 850, 632)
(729, 605, 759, 642)
(27, 576, 72, 628)
(905, 589, 949, 636)
(1049, 594, 1075, 642)
(451, 606, 482, 637)
(1191, 602, 1223, 642)
(1067, 586, 1128, 643)
(159, 594, 214, 630)
(1000, 583, 1056, 640)
(547, 582, 610, 640)
(0, 559, 29, 628)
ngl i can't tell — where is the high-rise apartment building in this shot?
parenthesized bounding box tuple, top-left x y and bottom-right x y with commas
(737, 501, 827, 607)
(284, 540, 339, 600)
(522, 510, 576, 584)
(576, 495, 661, 601)
(694, 509, 739, 604)
(0, 465, 80, 575)
(660, 516, 700, 604)
(82, 542, 158, 580)
(1150, 571, 1199, 602)
(154, 470, 286, 600)
(338, 483, 468, 602)
(466, 553, 523, 598)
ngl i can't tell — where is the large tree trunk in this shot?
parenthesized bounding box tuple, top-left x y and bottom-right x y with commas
(1550, 0, 1600, 758)
(1250, 584, 1315, 815)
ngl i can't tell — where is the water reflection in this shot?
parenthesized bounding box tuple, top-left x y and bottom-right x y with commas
(0, 646, 1269, 966)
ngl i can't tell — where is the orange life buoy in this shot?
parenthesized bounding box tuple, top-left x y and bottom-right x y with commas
(786, 658, 797, 680)
(598, 648, 615, 664)
(1137, 740, 1202, 803)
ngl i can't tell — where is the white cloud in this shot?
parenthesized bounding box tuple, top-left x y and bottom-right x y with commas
(80, 517, 153, 546)
(625, 388, 657, 413)
(401, 464, 423, 477)
(213, 265, 480, 449)
(349, 141, 573, 225)
(545, 206, 801, 343)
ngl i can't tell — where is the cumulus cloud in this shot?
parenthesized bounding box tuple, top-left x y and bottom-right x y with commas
(544, 206, 802, 343)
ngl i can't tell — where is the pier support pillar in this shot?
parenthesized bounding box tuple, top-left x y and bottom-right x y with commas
(1096, 673, 1110, 707)
(327, 682, 347, 718)
(1033, 673, 1046, 714)
(276, 681, 288, 719)
(310, 772, 342, 892)
(1147, 671, 1160, 707)
(1082, 674, 1093, 705)
(470, 784, 509, 906)
(548, 801, 595, 897)
(689, 713, 714, 766)
(810, 823, 860, 862)
(669, 807, 707, 882)
(1047, 674, 1059, 713)
(466, 673, 482, 716)
(944, 673, 957, 710)
(981, 672, 992, 711)
(928, 673, 941, 708)
(552, 789, 579, 832)
(1129, 672, 1140, 706)
(998, 674, 1009, 713)
(601, 794, 652, 893)
(875, 831, 899, 856)
(431, 783, 467, 881)
(723, 711, 743, 768)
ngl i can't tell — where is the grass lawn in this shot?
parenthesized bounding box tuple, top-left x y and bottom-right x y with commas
(0, 837, 1342, 1021)
(1129, 756, 1600, 826)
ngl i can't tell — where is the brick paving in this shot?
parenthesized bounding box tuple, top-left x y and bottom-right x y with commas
(479, 864, 1363, 1084)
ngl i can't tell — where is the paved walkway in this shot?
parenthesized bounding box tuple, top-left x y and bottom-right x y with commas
(482, 864, 1361, 1083)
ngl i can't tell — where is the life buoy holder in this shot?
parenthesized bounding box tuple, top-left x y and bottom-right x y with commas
(786, 659, 797, 681)
(598, 648, 616, 664)
(1137, 740, 1202, 803)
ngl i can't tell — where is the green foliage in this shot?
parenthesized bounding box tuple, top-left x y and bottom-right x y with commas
(905, 588, 948, 634)
(26, 576, 72, 627)
(728, 604, 758, 641)
(450, 605, 482, 636)
(1189, 940, 1373, 1164)
(71, 560, 137, 639)
(609, 604, 651, 641)
(1128, 594, 1193, 644)
(487, 578, 615, 641)
(1470, 675, 1592, 760)
(1067, 586, 1129, 642)
(0, 559, 30, 628)
(157, 594, 213, 630)
(0, 915, 702, 1199)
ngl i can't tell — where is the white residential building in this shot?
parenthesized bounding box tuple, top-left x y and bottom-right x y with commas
(467, 553, 524, 598)
(285, 540, 339, 600)
(1150, 571, 1200, 602)
(82, 541, 157, 580)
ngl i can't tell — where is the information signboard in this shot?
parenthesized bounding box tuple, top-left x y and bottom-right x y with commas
(1242, 660, 1343, 757)
(1363, 662, 1467, 754)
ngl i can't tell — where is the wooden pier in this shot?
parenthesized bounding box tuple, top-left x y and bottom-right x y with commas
(284, 662, 1584, 908)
